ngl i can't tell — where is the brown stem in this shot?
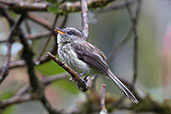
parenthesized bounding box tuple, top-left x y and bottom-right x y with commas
(100, 84, 107, 114)
(81, 0, 89, 40)
(46, 52, 89, 92)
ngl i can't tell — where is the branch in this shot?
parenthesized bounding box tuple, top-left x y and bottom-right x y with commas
(124, 0, 142, 85)
(0, 0, 49, 11)
(18, 14, 60, 113)
(27, 13, 53, 31)
(0, 31, 51, 44)
(0, 44, 11, 84)
(100, 84, 107, 114)
(0, 14, 25, 84)
(19, 21, 42, 93)
(81, 0, 89, 40)
(0, 93, 41, 109)
(25, 31, 51, 40)
(36, 15, 59, 63)
(0, 0, 116, 14)
(46, 52, 91, 92)
(107, 26, 133, 63)
(41, 96, 61, 114)
(96, 0, 137, 13)
(15, 73, 68, 99)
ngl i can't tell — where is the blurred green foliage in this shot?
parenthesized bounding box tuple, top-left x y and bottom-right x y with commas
(47, 5, 59, 13)
(36, 61, 65, 75)
(36, 61, 80, 94)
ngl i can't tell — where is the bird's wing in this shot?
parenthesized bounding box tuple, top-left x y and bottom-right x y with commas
(71, 41, 139, 103)
(70, 40, 109, 73)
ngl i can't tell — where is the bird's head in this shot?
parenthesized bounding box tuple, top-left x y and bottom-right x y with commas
(55, 27, 83, 44)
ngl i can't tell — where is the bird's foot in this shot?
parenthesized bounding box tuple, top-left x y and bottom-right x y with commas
(79, 72, 85, 77)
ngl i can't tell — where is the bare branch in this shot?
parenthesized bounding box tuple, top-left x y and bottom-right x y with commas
(41, 96, 61, 114)
(59, 15, 68, 28)
(81, 0, 89, 40)
(100, 84, 107, 114)
(107, 27, 133, 63)
(96, 0, 137, 13)
(15, 73, 68, 98)
(0, 14, 25, 84)
(46, 52, 90, 92)
(0, 0, 49, 11)
(27, 13, 53, 31)
(0, 44, 12, 84)
(125, 0, 142, 85)
(0, 0, 117, 14)
(25, 31, 51, 40)
(18, 14, 60, 113)
(0, 93, 41, 109)
(36, 15, 59, 63)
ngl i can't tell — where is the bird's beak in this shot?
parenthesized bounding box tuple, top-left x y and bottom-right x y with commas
(54, 28, 66, 35)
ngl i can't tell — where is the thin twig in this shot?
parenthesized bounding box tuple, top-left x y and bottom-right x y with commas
(96, 0, 137, 13)
(81, 0, 89, 40)
(37, 15, 59, 63)
(0, 44, 12, 84)
(100, 84, 107, 114)
(0, 31, 51, 43)
(16, 73, 68, 96)
(125, 0, 142, 85)
(0, 14, 25, 84)
(46, 52, 90, 92)
(27, 13, 53, 31)
(19, 23, 42, 93)
(18, 15, 60, 113)
(36, 15, 68, 65)
(132, 0, 142, 85)
(25, 31, 51, 40)
(0, 93, 41, 109)
(59, 15, 68, 28)
(25, 19, 31, 35)
(41, 96, 60, 114)
(107, 26, 133, 63)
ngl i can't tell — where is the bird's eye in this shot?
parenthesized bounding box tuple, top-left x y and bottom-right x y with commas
(67, 31, 72, 35)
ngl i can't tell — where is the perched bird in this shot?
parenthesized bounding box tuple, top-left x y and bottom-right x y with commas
(55, 27, 139, 104)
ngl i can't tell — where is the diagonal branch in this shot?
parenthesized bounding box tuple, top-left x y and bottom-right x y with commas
(96, 0, 137, 13)
(46, 52, 91, 92)
(27, 13, 53, 31)
(0, 14, 25, 84)
(36, 15, 59, 64)
(107, 26, 133, 63)
(0, 93, 41, 109)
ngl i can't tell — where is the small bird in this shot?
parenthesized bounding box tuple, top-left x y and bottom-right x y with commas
(55, 27, 139, 104)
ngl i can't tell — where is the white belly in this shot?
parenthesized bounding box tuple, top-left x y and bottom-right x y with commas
(58, 44, 91, 74)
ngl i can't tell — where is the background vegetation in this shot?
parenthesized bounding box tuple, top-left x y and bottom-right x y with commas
(0, 0, 171, 113)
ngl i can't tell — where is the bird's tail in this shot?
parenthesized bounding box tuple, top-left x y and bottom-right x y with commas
(106, 69, 139, 104)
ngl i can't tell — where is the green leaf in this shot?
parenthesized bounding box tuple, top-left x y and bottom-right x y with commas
(53, 79, 80, 94)
(47, 5, 59, 13)
(2, 106, 14, 114)
(0, 92, 15, 100)
(36, 61, 65, 76)
(46, 0, 57, 3)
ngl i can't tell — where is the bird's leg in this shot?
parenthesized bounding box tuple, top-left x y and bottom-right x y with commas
(79, 72, 85, 77)
(69, 72, 86, 81)
(83, 76, 95, 89)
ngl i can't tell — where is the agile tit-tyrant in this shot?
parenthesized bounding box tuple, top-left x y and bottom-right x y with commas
(55, 27, 139, 104)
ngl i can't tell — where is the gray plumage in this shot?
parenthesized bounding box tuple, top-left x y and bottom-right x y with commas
(56, 27, 139, 104)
